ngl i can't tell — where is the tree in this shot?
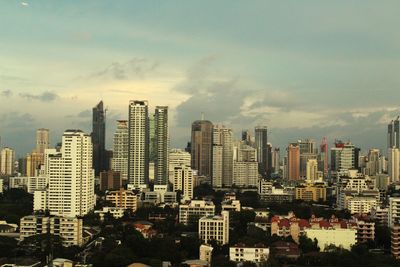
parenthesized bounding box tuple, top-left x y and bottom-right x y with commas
(0, 236, 18, 257)
(299, 235, 319, 254)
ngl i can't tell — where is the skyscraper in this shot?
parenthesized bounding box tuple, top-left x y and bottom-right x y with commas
(287, 144, 300, 180)
(154, 106, 169, 185)
(191, 120, 213, 177)
(128, 100, 149, 187)
(112, 120, 129, 181)
(388, 148, 400, 183)
(46, 130, 95, 217)
(255, 126, 268, 177)
(330, 140, 356, 175)
(92, 101, 106, 176)
(212, 125, 233, 187)
(388, 117, 400, 149)
(0, 147, 15, 176)
(36, 128, 49, 154)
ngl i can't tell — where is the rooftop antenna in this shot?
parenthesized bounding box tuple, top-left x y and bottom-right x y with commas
(201, 112, 205, 120)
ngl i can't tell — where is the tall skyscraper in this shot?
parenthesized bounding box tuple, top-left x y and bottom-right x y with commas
(112, 120, 129, 181)
(287, 144, 300, 180)
(255, 126, 268, 177)
(191, 120, 213, 177)
(388, 117, 400, 149)
(36, 128, 49, 154)
(154, 106, 169, 185)
(388, 148, 400, 183)
(212, 125, 233, 187)
(128, 100, 149, 187)
(92, 101, 106, 176)
(0, 147, 15, 176)
(46, 130, 95, 217)
(272, 148, 280, 174)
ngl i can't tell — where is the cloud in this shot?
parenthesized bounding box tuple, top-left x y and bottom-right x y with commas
(77, 109, 91, 118)
(0, 112, 35, 129)
(1, 90, 12, 97)
(21, 2, 29, 7)
(90, 58, 159, 80)
(19, 91, 59, 102)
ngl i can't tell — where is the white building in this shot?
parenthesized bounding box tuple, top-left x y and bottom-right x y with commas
(388, 148, 400, 183)
(389, 197, 400, 227)
(212, 125, 233, 187)
(94, 207, 125, 220)
(38, 130, 95, 217)
(179, 200, 215, 225)
(347, 197, 377, 214)
(33, 189, 48, 212)
(229, 244, 269, 264)
(20, 215, 83, 247)
(305, 228, 357, 250)
(128, 100, 149, 187)
(199, 211, 229, 245)
(172, 164, 194, 201)
(9, 176, 47, 193)
(169, 149, 191, 183)
(112, 120, 129, 181)
(0, 147, 15, 176)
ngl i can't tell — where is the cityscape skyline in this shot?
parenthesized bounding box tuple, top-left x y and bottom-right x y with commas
(2, 1, 400, 155)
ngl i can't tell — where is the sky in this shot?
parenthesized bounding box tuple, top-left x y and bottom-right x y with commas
(1, 0, 400, 156)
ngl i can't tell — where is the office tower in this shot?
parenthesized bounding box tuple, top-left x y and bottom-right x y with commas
(306, 159, 318, 181)
(92, 101, 106, 176)
(287, 144, 300, 180)
(128, 100, 149, 187)
(36, 128, 49, 154)
(272, 148, 280, 174)
(46, 130, 95, 217)
(0, 147, 15, 176)
(241, 130, 252, 145)
(330, 140, 357, 175)
(388, 117, 400, 149)
(319, 137, 328, 177)
(389, 148, 400, 183)
(212, 125, 233, 187)
(255, 126, 268, 177)
(233, 144, 258, 187)
(191, 120, 213, 177)
(367, 149, 381, 176)
(100, 170, 122, 191)
(112, 120, 129, 181)
(154, 106, 168, 185)
(297, 139, 317, 178)
(172, 164, 194, 201)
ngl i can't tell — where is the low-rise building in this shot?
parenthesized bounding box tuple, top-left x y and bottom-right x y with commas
(179, 200, 215, 225)
(9, 176, 47, 193)
(106, 188, 138, 212)
(222, 199, 241, 212)
(229, 243, 269, 264)
(295, 183, 326, 202)
(94, 207, 125, 220)
(347, 197, 377, 214)
(199, 244, 213, 265)
(199, 211, 229, 245)
(20, 215, 83, 247)
(304, 228, 357, 250)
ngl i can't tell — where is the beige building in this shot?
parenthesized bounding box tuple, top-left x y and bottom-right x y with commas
(172, 164, 194, 201)
(106, 188, 138, 212)
(112, 120, 129, 181)
(305, 228, 357, 250)
(229, 244, 269, 264)
(199, 244, 213, 265)
(392, 224, 400, 260)
(20, 215, 83, 247)
(199, 211, 229, 245)
(295, 183, 327, 202)
(212, 125, 233, 187)
(26, 152, 44, 177)
(0, 147, 15, 176)
(306, 159, 318, 181)
(179, 200, 215, 225)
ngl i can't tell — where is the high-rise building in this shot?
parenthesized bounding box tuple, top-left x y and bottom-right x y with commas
(366, 149, 381, 176)
(212, 125, 233, 187)
(191, 120, 213, 177)
(287, 144, 300, 180)
(388, 148, 400, 183)
(0, 147, 15, 176)
(241, 130, 252, 146)
(154, 106, 169, 185)
(36, 128, 49, 154)
(169, 149, 191, 183)
(199, 211, 230, 245)
(306, 159, 318, 181)
(149, 114, 156, 162)
(100, 170, 122, 191)
(92, 101, 107, 176)
(319, 137, 328, 177)
(233, 143, 258, 187)
(45, 130, 95, 217)
(26, 152, 44, 177)
(388, 117, 400, 149)
(112, 120, 129, 181)
(172, 164, 194, 201)
(255, 126, 268, 177)
(272, 148, 280, 174)
(331, 141, 357, 174)
(128, 100, 149, 187)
